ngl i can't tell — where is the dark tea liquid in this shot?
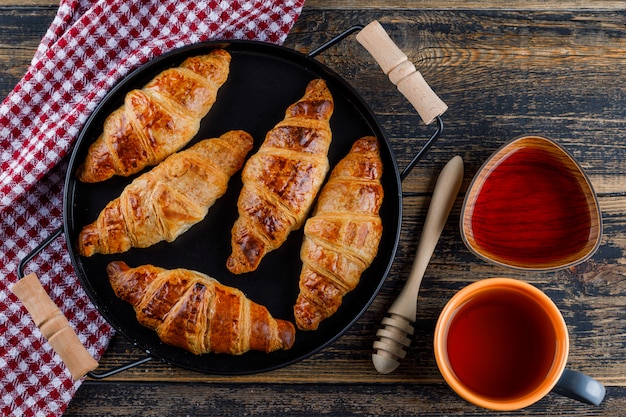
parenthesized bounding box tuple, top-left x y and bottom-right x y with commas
(469, 146, 592, 265)
(446, 288, 557, 400)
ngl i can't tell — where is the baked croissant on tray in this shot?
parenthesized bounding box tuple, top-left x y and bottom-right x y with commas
(77, 48, 231, 183)
(227, 78, 335, 274)
(294, 136, 384, 331)
(77, 130, 253, 256)
(107, 261, 296, 355)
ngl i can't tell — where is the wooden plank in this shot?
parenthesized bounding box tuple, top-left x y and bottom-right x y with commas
(2, 0, 626, 10)
(0, 0, 53, 5)
(0, 7, 55, 97)
(303, 0, 626, 10)
(65, 382, 626, 416)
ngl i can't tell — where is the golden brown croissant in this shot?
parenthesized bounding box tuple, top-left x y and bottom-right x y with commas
(226, 79, 334, 274)
(294, 136, 384, 330)
(78, 130, 253, 256)
(107, 261, 296, 355)
(77, 49, 231, 183)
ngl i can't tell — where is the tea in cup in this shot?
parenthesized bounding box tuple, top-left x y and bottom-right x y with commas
(434, 278, 605, 410)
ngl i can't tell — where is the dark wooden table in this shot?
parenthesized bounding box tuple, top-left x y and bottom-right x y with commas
(2, 1, 626, 415)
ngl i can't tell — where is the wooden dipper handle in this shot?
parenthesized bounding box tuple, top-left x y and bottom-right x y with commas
(372, 156, 464, 374)
(11, 273, 98, 380)
(356, 20, 448, 125)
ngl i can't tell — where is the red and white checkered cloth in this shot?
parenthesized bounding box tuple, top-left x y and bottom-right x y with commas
(0, 1, 304, 415)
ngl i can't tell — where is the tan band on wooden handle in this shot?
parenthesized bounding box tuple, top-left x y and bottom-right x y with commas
(356, 20, 448, 125)
(11, 273, 98, 380)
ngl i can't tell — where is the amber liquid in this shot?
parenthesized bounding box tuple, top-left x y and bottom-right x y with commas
(470, 146, 592, 266)
(446, 288, 557, 400)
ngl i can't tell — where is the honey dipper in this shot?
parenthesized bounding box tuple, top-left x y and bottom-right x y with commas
(372, 155, 464, 374)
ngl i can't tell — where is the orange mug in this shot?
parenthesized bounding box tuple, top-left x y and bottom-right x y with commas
(434, 278, 605, 410)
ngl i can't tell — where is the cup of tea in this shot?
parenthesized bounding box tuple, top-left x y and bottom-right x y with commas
(433, 278, 605, 410)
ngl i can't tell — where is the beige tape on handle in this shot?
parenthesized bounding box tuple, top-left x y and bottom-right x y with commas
(11, 273, 98, 380)
(356, 20, 448, 125)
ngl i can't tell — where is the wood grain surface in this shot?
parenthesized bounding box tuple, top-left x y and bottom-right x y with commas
(1, 1, 625, 416)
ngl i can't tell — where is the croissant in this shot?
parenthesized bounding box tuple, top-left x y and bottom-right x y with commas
(226, 79, 334, 274)
(294, 136, 384, 331)
(77, 130, 253, 256)
(77, 49, 231, 183)
(107, 261, 295, 355)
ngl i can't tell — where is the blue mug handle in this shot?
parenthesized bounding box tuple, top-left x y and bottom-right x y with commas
(553, 368, 605, 405)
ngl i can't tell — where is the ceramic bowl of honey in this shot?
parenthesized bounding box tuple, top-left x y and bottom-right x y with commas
(460, 135, 602, 271)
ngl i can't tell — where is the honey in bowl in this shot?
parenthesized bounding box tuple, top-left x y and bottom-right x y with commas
(461, 135, 602, 270)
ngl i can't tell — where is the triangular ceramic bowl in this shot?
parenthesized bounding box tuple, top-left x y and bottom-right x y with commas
(461, 135, 602, 271)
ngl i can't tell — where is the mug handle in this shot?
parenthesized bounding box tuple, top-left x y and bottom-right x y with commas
(553, 368, 606, 406)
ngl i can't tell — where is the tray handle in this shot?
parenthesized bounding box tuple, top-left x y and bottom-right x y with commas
(356, 20, 448, 125)
(12, 226, 98, 380)
(307, 23, 444, 180)
(11, 272, 98, 380)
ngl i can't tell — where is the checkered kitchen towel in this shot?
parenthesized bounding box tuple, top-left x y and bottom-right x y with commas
(0, 1, 304, 415)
